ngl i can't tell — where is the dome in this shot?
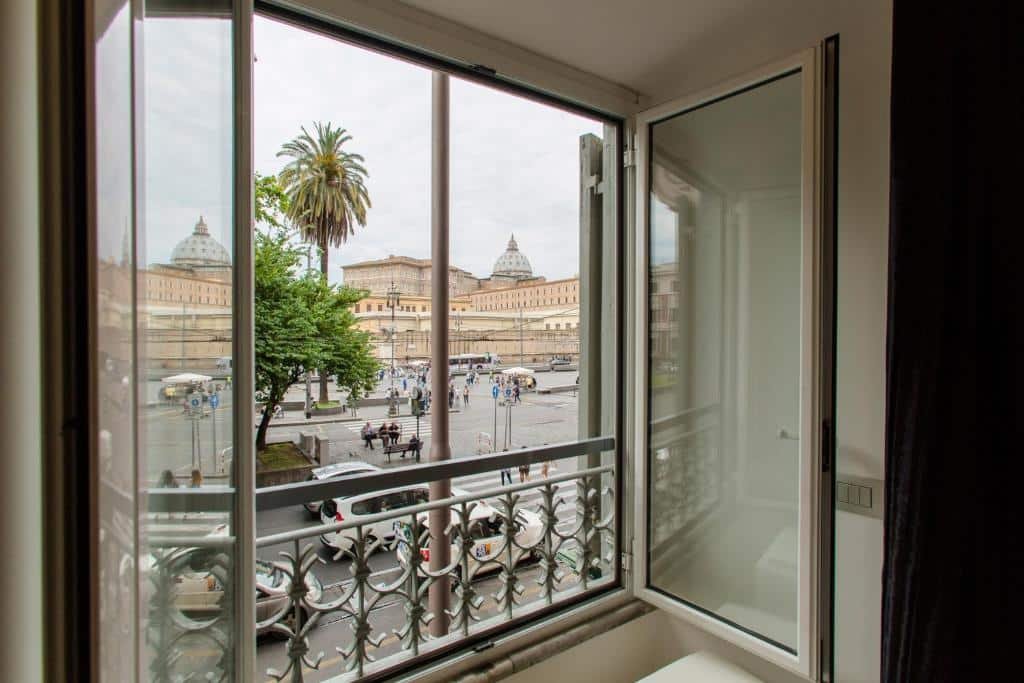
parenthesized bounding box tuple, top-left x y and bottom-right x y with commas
(492, 234, 533, 278)
(171, 216, 230, 267)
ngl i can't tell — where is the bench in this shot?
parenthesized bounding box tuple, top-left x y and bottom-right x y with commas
(384, 441, 420, 463)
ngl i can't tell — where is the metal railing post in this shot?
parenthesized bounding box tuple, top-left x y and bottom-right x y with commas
(428, 70, 452, 636)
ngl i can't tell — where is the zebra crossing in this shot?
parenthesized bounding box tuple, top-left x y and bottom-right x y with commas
(450, 467, 582, 536)
(345, 415, 431, 439)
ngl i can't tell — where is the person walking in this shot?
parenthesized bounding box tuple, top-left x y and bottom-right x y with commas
(463, 385, 470, 407)
(448, 385, 455, 409)
(500, 467, 513, 486)
(402, 377, 408, 392)
(513, 384, 521, 403)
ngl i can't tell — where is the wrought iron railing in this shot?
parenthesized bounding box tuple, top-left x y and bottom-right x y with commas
(142, 437, 616, 683)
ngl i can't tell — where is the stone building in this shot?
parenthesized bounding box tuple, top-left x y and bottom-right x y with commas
(348, 235, 581, 364)
(341, 254, 480, 298)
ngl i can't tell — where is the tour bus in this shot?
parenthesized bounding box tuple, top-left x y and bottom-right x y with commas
(448, 352, 498, 371)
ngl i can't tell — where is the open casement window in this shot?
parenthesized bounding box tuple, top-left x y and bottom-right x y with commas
(632, 48, 830, 679)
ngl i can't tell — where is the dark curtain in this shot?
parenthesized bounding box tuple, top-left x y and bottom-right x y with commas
(884, 2, 1024, 681)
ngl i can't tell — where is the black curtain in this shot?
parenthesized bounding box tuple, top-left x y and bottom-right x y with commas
(884, 2, 1024, 681)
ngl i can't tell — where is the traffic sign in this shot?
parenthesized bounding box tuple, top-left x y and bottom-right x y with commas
(209, 393, 220, 409)
(188, 393, 202, 418)
(504, 387, 512, 398)
(492, 385, 499, 399)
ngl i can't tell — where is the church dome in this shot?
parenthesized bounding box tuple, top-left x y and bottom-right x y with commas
(171, 216, 230, 267)
(492, 234, 533, 278)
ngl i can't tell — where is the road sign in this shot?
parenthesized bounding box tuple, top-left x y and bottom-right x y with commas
(209, 393, 219, 409)
(492, 385, 499, 399)
(188, 393, 202, 417)
(504, 387, 512, 398)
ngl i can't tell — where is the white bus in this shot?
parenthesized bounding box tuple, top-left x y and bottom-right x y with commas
(448, 353, 498, 371)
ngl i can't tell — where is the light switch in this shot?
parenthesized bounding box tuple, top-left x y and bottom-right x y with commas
(836, 475, 883, 519)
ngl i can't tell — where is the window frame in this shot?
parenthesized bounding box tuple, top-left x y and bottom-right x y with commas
(631, 47, 826, 680)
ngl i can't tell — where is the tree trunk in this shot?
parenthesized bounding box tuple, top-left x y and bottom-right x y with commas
(255, 402, 273, 451)
(319, 238, 330, 404)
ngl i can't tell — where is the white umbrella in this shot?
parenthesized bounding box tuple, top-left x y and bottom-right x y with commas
(161, 372, 212, 384)
(501, 367, 535, 375)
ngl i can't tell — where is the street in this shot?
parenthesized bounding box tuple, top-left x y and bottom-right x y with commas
(252, 374, 584, 680)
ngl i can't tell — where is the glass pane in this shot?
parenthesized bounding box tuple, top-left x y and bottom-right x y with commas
(647, 71, 803, 651)
(140, 2, 237, 678)
(92, 0, 137, 679)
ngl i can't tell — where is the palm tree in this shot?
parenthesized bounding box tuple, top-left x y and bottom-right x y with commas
(278, 121, 371, 402)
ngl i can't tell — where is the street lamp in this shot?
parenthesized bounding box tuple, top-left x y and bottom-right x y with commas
(386, 281, 400, 417)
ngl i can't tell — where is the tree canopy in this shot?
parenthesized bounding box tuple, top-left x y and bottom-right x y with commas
(253, 176, 377, 450)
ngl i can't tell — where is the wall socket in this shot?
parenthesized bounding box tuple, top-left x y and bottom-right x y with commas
(835, 474, 883, 519)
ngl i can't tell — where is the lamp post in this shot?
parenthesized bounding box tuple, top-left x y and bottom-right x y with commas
(386, 281, 400, 417)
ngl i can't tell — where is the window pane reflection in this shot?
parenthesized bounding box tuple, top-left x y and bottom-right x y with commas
(140, 5, 236, 678)
(647, 71, 803, 651)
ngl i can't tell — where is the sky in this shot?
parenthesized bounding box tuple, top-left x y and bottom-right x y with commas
(131, 14, 606, 285)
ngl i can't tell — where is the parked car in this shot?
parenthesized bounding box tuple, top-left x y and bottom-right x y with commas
(394, 502, 543, 582)
(167, 557, 322, 635)
(549, 357, 571, 368)
(318, 484, 468, 557)
(302, 462, 381, 518)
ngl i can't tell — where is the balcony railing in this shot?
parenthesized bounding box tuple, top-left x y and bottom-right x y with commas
(143, 437, 617, 682)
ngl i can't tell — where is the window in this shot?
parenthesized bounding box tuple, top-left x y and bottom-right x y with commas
(635, 50, 826, 677)
(89, 3, 621, 680)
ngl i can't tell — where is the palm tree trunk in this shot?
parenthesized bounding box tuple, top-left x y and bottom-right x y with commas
(319, 238, 330, 404)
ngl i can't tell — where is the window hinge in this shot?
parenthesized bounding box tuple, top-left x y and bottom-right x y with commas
(620, 551, 632, 572)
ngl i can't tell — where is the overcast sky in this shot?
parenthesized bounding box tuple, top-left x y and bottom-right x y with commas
(133, 15, 605, 285)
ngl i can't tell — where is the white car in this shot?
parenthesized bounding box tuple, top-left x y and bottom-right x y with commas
(394, 503, 543, 580)
(302, 462, 381, 518)
(318, 484, 468, 557)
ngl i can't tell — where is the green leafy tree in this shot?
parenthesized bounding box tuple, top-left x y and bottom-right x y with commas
(255, 172, 290, 230)
(277, 122, 371, 402)
(254, 229, 317, 450)
(253, 227, 378, 451)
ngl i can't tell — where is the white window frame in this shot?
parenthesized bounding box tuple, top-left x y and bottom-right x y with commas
(631, 47, 824, 680)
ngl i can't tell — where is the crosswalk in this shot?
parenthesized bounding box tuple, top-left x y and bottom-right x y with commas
(345, 415, 431, 439)
(450, 467, 582, 536)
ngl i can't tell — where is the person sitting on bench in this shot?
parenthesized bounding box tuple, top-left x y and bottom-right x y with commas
(388, 421, 401, 445)
(378, 421, 390, 446)
(407, 435, 421, 460)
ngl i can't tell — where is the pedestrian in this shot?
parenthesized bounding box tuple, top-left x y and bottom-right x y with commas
(463, 385, 470, 407)
(189, 469, 203, 488)
(518, 461, 530, 483)
(500, 467, 513, 486)
(402, 377, 408, 392)
(157, 469, 178, 488)
(513, 384, 521, 403)
(448, 386, 455, 409)
(541, 461, 550, 478)
(361, 421, 375, 449)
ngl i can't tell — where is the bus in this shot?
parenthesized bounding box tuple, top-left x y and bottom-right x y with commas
(448, 353, 498, 371)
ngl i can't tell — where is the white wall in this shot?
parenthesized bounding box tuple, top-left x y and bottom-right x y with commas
(641, 3, 892, 681)
(0, 0, 43, 680)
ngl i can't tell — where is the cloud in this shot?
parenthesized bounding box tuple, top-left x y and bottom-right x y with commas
(143, 15, 606, 285)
